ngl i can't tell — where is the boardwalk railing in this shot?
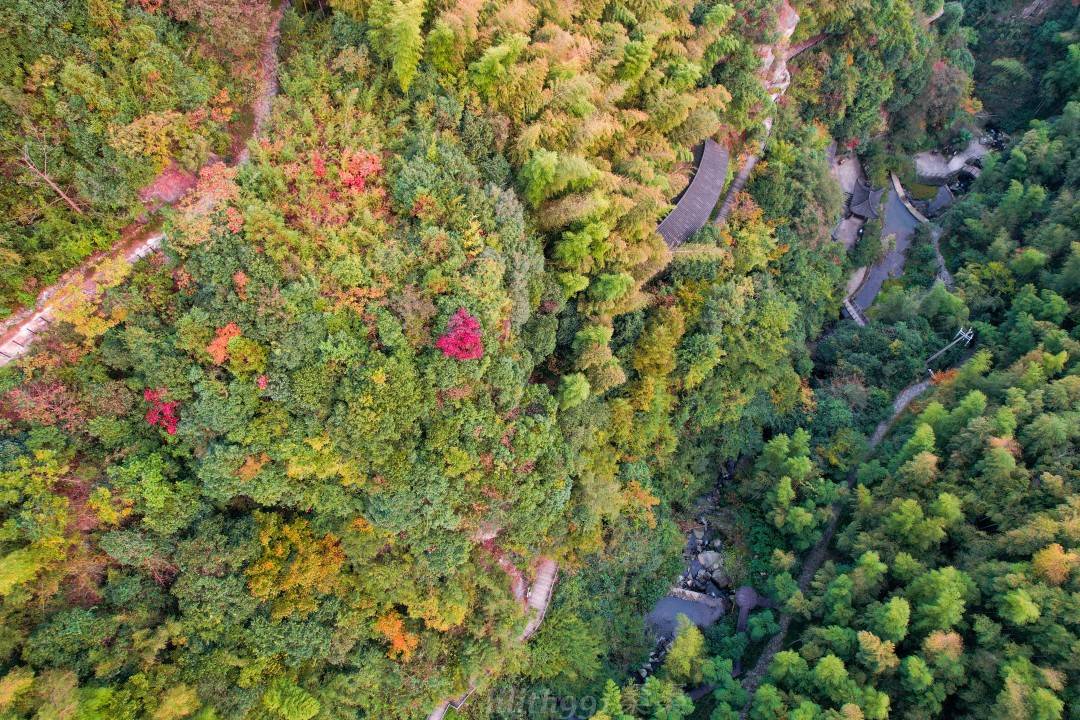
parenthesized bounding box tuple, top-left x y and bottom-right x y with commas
(428, 558, 558, 720)
(522, 563, 558, 640)
(842, 297, 868, 327)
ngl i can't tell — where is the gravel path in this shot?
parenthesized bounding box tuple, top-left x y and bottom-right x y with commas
(931, 226, 955, 289)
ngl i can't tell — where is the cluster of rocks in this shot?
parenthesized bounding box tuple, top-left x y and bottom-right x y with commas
(977, 129, 1009, 153)
(636, 640, 670, 680)
(680, 527, 732, 597)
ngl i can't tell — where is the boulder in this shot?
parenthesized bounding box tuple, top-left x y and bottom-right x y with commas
(698, 550, 722, 570)
(710, 569, 732, 589)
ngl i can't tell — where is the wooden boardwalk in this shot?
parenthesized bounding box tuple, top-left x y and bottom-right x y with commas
(657, 139, 730, 248)
(427, 557, 558, 720)
(521, 559, 558, 639)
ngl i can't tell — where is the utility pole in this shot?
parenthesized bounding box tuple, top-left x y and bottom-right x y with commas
(926, 327, 974, 377)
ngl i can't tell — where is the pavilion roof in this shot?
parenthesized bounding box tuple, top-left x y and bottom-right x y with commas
(850, 177, 884, 219)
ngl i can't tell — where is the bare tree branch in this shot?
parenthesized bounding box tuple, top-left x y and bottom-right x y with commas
(19, 144, 84, 215)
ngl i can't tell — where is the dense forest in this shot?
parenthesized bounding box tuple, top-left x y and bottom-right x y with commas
(0, 0, 1075, 719)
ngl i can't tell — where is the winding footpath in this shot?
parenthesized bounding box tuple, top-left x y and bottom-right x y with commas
(713, 0, 798, 228)
(435, 3, 803, 715)
(426, 557, 558, 720)
(736, 378, 933, 715)
(0, 2, 288, 368)
(930, 226, 955, 289)
(647, 0, 806, 659)
(2, 2, 812, 716)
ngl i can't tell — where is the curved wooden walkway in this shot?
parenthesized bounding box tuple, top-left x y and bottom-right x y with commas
(522, 558, 559, 639)
(657, 139, 730, 248)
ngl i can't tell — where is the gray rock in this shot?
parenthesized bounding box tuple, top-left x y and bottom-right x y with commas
(735, 585, 760, 610)
(711, 569, 732, 589)
(698, 550, 722, 570)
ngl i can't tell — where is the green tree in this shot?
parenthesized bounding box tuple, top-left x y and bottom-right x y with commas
(368, 0, 425, 92)
(663, 615, 705, 686)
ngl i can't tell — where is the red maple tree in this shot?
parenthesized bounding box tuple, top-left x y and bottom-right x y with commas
(435, 308, 484, 360)
(311, 149, 327, 179)
(144, 388, 180, 435)
(341, 149, 382, 191)
(207, 323, 242, 364)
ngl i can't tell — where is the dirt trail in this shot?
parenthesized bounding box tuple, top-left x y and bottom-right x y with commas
(736, 377, 933, 715)
(0, 3, 288, 368)
(713, 0, 798, 227)
(238, 2, 287, 165)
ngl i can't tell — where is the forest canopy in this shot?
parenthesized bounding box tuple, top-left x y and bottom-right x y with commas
(0, 0, 1075, 719)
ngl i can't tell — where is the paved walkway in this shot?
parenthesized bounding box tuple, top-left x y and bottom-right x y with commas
(828, 149, 869, 249)
(0, 3, 288, 368)
(427, 557, 558, 720)
(0, 232, 163, 365)
(914, 139, 989, 185)
(829, 149, 864, 196)
(786, 33, 826, 59)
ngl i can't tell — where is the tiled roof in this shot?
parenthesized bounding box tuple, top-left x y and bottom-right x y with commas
(657, 139, 730, 247)
(850, 177, 884, 219)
